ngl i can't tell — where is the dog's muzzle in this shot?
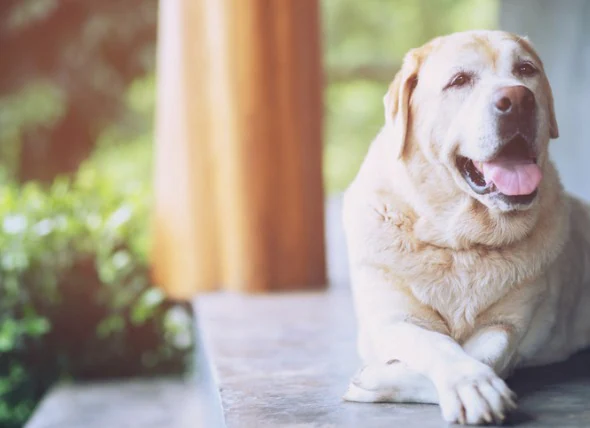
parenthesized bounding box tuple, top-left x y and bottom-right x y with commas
(456, 85, 541, 206)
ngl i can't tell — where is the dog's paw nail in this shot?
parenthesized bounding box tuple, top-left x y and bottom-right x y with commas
(506, 397, 517, 409)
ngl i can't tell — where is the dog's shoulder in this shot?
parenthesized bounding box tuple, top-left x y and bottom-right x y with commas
(343, 134, 421, 261)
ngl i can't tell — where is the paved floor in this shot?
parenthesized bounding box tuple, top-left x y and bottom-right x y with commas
(196, 291, 590, 428)
(24, 329, 224, 428)
(25, 378, 202, 428)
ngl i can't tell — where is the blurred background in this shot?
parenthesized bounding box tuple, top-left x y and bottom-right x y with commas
(2, 0, 588, 426)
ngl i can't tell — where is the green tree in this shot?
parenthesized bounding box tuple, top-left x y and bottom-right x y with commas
(0, 0, 157, 182)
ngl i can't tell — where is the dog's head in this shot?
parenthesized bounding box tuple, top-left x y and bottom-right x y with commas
(385, 30, 558, 212)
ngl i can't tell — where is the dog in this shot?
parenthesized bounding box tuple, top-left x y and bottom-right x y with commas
(342, 30, 590, 425)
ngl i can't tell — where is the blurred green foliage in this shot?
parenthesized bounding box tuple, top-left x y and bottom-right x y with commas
(0, 64, 170, 426)
(89, 73, 155, 193)
(0, 33, 173, 423)
(0, 81, 66, 180)
(0, 168, 192, 428)
(0, 0, 156, 182)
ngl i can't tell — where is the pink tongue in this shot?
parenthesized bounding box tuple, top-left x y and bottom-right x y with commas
(481, 161, 542, 196)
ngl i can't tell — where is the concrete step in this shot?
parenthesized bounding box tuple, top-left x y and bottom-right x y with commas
(24, 377, 202, 428)
(196, 290, 590, 428)
(25, 321, 224, 428)
(24, 290, 590, 427)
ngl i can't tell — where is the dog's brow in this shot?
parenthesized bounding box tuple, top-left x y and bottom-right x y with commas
(447, 65, 475, 75)
(515, 56, 539, 67)
(513, 39, 543, 66)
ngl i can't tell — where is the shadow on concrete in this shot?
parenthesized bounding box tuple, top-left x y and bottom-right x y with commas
(506, 349, 590, 426)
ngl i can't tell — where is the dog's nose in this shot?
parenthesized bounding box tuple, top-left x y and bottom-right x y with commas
(493, 85, 535, 115)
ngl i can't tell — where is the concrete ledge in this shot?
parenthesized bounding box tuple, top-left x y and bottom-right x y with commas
(24, 290, 590, 427)
(25, 377, 201, 428)
(24, 319, 224, 428)
(196, 290, 590, 428)
(196, 291, 440, 428)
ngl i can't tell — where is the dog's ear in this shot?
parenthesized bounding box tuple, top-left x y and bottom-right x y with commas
(383, 50, 421, 159)
(546, 81, 559, 139)
(516, 36, 559, 139)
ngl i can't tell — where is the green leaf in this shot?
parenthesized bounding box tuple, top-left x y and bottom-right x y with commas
(96, 314, 126, 338)
(22, 317, 51, 336)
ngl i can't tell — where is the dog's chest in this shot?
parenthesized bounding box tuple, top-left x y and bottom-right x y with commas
(376, 204, 559, 340)
(408, 253, 513, 341)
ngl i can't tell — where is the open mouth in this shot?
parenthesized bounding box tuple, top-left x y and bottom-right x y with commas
(456, 135, 541, 205)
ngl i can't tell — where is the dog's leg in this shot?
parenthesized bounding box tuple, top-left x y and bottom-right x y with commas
(346, 323, 521, 424)
(346, 264, 537, 425)
(365, 322, 517, 424)
(344, 325, 517, 405)
(462, 324, 519, 379)
(343, 361, 439, 404)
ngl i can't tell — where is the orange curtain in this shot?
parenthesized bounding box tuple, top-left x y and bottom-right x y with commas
(152, 0, 326, 298)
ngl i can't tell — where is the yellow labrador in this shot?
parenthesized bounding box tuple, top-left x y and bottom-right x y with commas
(342, 30, 590, 425)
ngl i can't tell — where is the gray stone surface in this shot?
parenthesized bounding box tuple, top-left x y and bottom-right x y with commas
(23, 324, 226, 428)
(23, 313, 227, 428)
(25, 377, 202, 428)
(196, 291, 590, 428)
(194, 309, 226, 428)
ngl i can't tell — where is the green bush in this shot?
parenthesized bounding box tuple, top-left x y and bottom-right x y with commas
(0, 166, 193, 428)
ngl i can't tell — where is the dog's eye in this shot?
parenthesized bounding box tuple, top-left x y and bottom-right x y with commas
(516, 62, 538, 77)
(445, 72, 472, 89)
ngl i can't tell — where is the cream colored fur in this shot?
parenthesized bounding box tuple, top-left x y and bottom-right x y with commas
(342, 30, 590, 425)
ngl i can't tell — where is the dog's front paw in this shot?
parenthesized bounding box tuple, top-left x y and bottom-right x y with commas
(435, 362, 517, 425)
